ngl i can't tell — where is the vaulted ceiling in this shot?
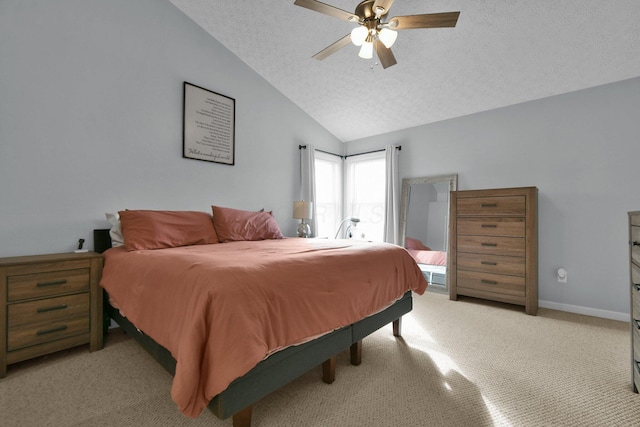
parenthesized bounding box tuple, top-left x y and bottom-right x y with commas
(169, 0, 640, 142)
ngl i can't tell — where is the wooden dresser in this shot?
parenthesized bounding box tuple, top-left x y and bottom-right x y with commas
(0, 252, 103, 377)
(449, 187, 538, 315)
(628, 211, 640, 392)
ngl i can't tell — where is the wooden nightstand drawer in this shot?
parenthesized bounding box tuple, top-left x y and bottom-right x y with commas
(633, 322, 640, 364)
(8, 268, 89, 302)
(457, 217, 525, 237)
(456, 196, 525, 216)
(632, 264, 640, 321)
(457, 253, 525, 276)
(8, 293, 89, 328)
(8, 316, 90, 351)
(632, 225, 640, 265)
(633, 284, 640, 320)
(456, 270, 525, 296)
(457, 235, 525, 257)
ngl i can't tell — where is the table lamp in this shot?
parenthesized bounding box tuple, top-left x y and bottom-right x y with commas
(293, 201, 313, 238)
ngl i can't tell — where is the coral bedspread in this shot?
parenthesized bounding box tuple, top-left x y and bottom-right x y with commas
(100, 238, 427, 417)
(407, 249, 447, 266)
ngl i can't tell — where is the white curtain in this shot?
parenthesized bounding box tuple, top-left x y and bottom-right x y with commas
(300, 144, 318, 237)
(383, 145, 400, 245)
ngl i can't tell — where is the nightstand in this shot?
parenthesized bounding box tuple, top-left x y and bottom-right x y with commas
(0, 252, 104, 378)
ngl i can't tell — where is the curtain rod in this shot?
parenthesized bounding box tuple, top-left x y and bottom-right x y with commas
(298, 145, 344, 159)
(345, 146, 401, 158)
(298, 145, 401, 159)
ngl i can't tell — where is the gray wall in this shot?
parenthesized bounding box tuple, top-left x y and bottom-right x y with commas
(406, 183, 448, 252)
(0, 0, 342, 257)
(2, 1, 638, 319)
(347, 77, 640, 319)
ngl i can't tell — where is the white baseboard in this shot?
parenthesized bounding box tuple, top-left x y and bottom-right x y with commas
(539, 300, 628, 322)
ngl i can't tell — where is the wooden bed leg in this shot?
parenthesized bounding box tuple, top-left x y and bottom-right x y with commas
(322, 356, 336, 384)
(350, 340, 362, 366)
(232, 406, 252, 427)
(393, 317, 402, 337)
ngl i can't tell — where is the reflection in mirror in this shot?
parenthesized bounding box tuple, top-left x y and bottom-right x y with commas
(399, 174, 457, 294)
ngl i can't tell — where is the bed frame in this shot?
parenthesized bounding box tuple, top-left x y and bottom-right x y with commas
(94, 229, 413, 427)
(418, 263, 447, 292)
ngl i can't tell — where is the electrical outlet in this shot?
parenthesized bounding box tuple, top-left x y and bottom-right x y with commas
(557, 268, 567, 283)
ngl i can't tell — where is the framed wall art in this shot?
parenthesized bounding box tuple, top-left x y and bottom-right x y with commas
(183, 82, 235, 165)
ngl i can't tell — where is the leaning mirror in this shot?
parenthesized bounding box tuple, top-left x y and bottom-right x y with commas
(399, 174, 457, 293)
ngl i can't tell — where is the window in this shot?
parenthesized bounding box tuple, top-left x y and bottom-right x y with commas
(314, 151, 343, 238)
(344, 152, 386, 242)
(313, 150, 387, 241)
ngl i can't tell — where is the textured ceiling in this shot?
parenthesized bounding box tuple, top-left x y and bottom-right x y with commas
(169, 0, 640, 142)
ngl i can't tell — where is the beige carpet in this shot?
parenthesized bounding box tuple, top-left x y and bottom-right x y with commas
(3, 293, 640, 426)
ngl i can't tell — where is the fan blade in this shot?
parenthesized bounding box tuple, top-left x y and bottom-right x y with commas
(294, 0, 358, 22)
(389, 12, 460, 30)
(312, 34, 352, 60)
(374, 39, 397, 69)
(372, 0, 395, 17)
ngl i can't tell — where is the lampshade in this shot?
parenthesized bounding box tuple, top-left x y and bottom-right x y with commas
(293, 201, 313, 220)
(350, 26, 368, 46)
(378, 28, 397, 48)
(358, 41, 374, 59)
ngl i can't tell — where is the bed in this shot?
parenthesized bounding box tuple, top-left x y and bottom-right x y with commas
(405, 237, 447, 290)
(95, 207, 428, 427)
(417, 263, 446, 288)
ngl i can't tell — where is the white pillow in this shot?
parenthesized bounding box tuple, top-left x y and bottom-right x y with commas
(105, 212, 124, 247)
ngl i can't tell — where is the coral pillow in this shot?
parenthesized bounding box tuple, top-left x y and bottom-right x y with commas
(119, 210, 219, 251)
(405, 237, 431, 251)
(212, 205, 285, 242)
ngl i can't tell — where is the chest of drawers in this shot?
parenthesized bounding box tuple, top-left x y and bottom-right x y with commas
(0, 252, 104, 377)
(628, 211, 640, 392)
(449, 187, 538, 315)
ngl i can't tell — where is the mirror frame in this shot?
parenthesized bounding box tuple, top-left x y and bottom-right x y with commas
(399, 174, 458, 291)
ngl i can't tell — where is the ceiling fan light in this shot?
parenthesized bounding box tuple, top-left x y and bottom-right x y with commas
(378, 28, 398, 48)
(350, 26, 368, 46)
(358, 41, 373, 59)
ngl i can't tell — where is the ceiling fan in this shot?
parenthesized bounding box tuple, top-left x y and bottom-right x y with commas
(293, 0, 460, 69)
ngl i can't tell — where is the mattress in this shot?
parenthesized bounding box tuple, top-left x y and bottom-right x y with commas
(100, 238, 427, 416)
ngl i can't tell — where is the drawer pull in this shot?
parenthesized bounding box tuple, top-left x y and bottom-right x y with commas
(481, 279, 498, 285)
(37, 304, 68, 313)
(37, 325, 68, 336)
(37, 279, 67, 287)
(481, 203, 498, 208)
(634, 284, 640, 292)
(481, 261, 497, 266)
(481, 243, 498, 247)
(634, 241, 640, 247)
(481, 224, 497, 228)
(634, 319, 640, 330)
